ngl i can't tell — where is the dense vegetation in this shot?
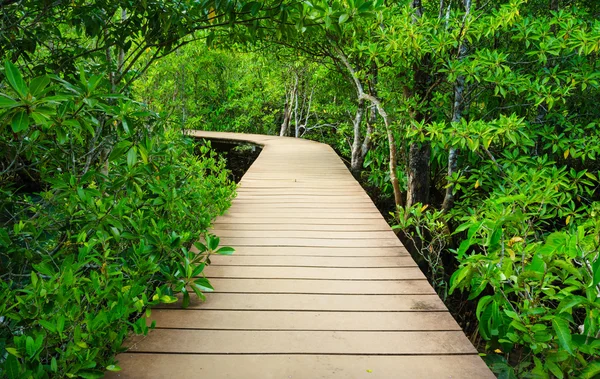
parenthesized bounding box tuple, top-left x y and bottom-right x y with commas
(138, 1, 600, 378)
(1, 0, 599, 378)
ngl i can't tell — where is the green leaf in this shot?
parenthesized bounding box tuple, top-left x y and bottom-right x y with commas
(39, 319, 57, 333)
(0, 227, 10, 247)
(545, 360, 563, 379)
(51, 357, 58, 373)
(4, 353, 21, 379)
(159, 295, 178, 304)
(194, 242, 208, 253)
(11, 110, 30, 132)
(207, 235, 219, 251)
(0, 95, 20, 109)
(25, 335, 36, 358)
(78, 370, 105, 379)
(216, 246, 235, 255)
(194, 277, 214, 292)
(592, 257, 600, 286)
(181, 288, 190, 309)
(580, 361, 600, 379)
(127, 147, 137, 168)
(106, 365, 122, 372)
(29, 75, 50, 96)
(5, 347, 21, 358)
(552, 318, 574, 355)
(4, 60, 28, 98)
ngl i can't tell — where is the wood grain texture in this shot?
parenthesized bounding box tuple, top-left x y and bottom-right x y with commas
(106, 131, 492, 378)
(108, 354, 497, 379)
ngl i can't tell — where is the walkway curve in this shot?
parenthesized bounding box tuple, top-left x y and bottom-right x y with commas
(107, 131, 494, 378)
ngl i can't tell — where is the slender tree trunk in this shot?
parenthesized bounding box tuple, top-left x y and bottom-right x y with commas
(442, 0, 471, 212)
(333, 44, 402, 208)
(360, 65, 378, 165)
(350, 99, 366, 174)
(280, 75, 297, 137)
(294, 82, 300, 137)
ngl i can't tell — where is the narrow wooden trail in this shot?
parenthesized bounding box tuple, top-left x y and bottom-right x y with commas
(107, 131, 494, 378)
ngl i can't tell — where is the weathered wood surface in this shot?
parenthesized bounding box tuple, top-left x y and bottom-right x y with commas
(107, 131, 494, 378)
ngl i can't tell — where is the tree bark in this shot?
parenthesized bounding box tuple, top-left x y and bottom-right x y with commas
(333, 44, 402, 208)
(406, 143, 431, 208)
(405, 0, 432, 209)
(280, 75, 298, 137)
(350, 99, 366, 174)
(442, 0, 471, 213)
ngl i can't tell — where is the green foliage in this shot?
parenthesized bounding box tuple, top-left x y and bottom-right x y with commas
(0, 63, 235, 377)
(450, 205, 600, 377)
(134, 45, 284, 134)
(393, 203, 449, 297)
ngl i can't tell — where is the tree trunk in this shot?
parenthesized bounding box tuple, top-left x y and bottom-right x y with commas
(405, 0, 432, 209)
(442, 0, 471, 212)
(350, 99, 366, 174)
(359, 65, 378, 165)
(406, 143, 431, 208)
(332, 44, 402, 208)
(280, 76, 297, 137)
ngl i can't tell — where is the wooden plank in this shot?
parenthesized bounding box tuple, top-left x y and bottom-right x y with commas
(149, 310, 460, 331)
(213, 217, 391, 225)
(210, 230, 398, 239)
(226, 205, 380, 212)
(207, 255, 416, 267)
(156, 293, 447, 311)
(107, 354, 496, 379)
(217, 237, 401, 248)
(211, 223, 394, 232)
(236, 187, 367, 194)
(236, 195, 368, 203)
(204, 278, 435, 294)
(221, 214, 382, 220)
(204, 266, 425, 280)
(126, 330, 477, 354)
(216, 246, 409, 256)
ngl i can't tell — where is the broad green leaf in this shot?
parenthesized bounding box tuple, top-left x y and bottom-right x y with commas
(0, 95, 20, 109)
(78, 370, 105, 379)
(207, 235, 219, 251)
(194, 242, 208, 253)
(194, 277, 214, 292)
(580, 361, 600, 379)
(0, 227, 10, 246)
(4, 60, 28, 98)
(181, 288, 190, 308)
(39, 319, 57, 333)
(25, 335, 36, 358)
(29, 75, 50, 96)
(106, 365, 122, 372)
(592, 258, 600, 286)
(11, 110, 30, 132)
(127, 147, 137, 168)
(4, 353, 21, 379)
(5, 347, 21, 358)
(552, 318, 574, 355)
(545, 360, 563, 379)
(216, 246, 235, 255)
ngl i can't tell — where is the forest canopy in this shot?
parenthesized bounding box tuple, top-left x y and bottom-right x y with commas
(1, 0, 600, 378)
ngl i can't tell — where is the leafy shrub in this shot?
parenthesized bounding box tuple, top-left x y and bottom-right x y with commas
(449, 180, 600, 378)
(0, 62, 236, 378)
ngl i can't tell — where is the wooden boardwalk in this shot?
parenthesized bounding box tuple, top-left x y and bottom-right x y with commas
(107, 131, 494, 378)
